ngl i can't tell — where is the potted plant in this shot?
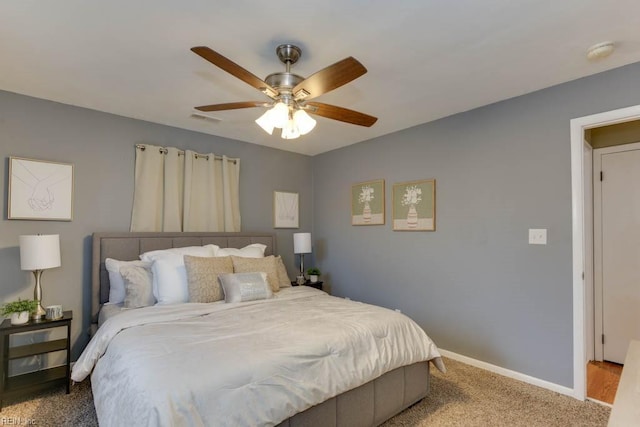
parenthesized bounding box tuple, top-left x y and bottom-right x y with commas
(1, 299, 38, 325)
(307, 268, 321, 283)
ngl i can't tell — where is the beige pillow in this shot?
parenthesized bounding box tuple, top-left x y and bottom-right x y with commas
(120, 264, 155, 309)
(231, 256, 280, 293)
(184, 255, 234, 303)
(275, 256, 292, 288)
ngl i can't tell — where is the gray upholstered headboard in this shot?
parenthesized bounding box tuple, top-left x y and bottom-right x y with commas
(91, 232, 277, 324)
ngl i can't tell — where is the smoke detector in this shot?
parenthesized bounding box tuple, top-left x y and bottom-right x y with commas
(586, 41, 615, 61)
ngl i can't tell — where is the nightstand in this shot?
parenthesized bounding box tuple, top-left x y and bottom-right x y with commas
(0, 310, 72, 410)
(291, 281, 323, 291)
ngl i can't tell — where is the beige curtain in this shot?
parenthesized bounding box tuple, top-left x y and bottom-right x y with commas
(130, 144, 241, 232)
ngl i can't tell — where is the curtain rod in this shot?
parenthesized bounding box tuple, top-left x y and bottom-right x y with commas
(135, 144, 238, 164)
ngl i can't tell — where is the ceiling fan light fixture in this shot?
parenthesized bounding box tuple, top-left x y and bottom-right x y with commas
(294, 109, 316, 135)
(255, 110, 275, 135)
(281, 118, 301, 140)
(270, 102, 290, 128)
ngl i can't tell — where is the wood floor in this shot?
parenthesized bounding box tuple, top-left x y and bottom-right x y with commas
(587, 360, 623, 404)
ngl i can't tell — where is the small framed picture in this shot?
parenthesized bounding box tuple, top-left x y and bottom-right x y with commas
(351, 179, 385, 225)
(273, 191, 299, 228)
(8, 156, 74, 221)
(392, 179, 435, 231)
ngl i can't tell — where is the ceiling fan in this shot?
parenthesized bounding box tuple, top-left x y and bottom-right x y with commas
(191, 44, 377, 139)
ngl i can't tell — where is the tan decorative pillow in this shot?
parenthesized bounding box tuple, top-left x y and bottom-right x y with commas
(184, 255, 233, 303)
(231, 255, 280, 293)
(275, 256, 292, 288)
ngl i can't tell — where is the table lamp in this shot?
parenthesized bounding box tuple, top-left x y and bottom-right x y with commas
(293, 232, 311, 284)
(19, 234, 61, 321)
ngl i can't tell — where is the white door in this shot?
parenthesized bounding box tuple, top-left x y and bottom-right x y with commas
(594, 143, 640, 364)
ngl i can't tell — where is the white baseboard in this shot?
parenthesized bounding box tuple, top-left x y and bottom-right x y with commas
(439, 349, 575, 398)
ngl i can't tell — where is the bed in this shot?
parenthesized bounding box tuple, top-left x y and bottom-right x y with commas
(73, 231, 444, 426)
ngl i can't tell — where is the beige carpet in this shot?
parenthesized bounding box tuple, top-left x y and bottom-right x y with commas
(2, 358, 609, 426)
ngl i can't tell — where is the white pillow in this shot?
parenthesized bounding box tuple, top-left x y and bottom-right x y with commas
(151, 254, 207, 305)
(218, 272, 272, 303)
(140, 245, 218, 300)
(216, 243, 267, 258)
(140, 244, 218, 261)
(105, 258, 151, 304)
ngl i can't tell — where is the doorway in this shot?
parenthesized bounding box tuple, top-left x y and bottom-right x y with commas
(570, 104, 640, 401)
(593, 142, 640, 365)
(584, 140, 640, 404)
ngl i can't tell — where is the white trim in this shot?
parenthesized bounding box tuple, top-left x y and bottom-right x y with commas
(583, 141, 594, 362)
(439, 349, 574, 397)
(570, 104, 640, 400)
(587, 397, 613, 408)
(593, 147, 603, 361)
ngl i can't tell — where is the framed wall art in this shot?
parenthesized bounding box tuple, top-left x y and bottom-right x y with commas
(351, 179, 385, 225)
(392, 179, 435, 231)
(273, 191, 299, 228)
(8, 156, 74, 221)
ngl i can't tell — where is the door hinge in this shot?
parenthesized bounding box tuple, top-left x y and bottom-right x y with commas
(602, 334, 605, 344)
(600, 171, 603, 181)
(582, 272, 584, 280)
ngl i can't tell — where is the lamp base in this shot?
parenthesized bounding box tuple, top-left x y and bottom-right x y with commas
(31, 303, 46, 322)
(32, 269, 46, 322)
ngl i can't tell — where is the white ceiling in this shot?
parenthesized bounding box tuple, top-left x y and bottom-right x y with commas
(1, 1, 639, 156)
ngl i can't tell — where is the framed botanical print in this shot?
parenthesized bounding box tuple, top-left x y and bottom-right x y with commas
(351, 179, 385, 225)
(8, 156, 74, 221)
(392, 179, 435, 231)
(273, 191, 299, 228)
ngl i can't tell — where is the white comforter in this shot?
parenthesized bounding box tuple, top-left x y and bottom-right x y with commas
(73, 287, 444, 427)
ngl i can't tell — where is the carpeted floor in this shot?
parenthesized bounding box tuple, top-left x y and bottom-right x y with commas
(383, 358, 610, 427)
(2, 357, 609, 426)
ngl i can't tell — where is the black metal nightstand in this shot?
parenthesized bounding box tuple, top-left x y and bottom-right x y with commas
(0, 310, 72, 410)
(291, 281, 323, 291)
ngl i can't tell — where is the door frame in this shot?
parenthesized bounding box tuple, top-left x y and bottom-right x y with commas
(570, 104, 640, 400)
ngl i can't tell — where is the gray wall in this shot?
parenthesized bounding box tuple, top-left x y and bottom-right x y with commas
(0, 90, 313, 359)
(312, 61, 640, 388)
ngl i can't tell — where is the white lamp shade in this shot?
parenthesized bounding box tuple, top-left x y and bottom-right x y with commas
(294, 109, 317, 135)
(270, 102, 289, 128)
(293, 233, 312, 254)
(19, 234, 61, 270)
(281, 118, 301, 140)
(255, 110, 275, 135)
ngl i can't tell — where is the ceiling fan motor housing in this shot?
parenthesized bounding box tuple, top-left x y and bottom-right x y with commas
(265, 72, 304, 92)
(276, 44, 301, 66)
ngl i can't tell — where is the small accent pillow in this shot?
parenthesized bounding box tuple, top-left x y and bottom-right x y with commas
(184, 255, 233, 303)
(105, 259, 151, 304)
(231, 255, 280, 293)
(275, 256, 292, 288)
(218, 272, 272, 303)
(216, 243, 267, 258)
(120, 264, 155, 309)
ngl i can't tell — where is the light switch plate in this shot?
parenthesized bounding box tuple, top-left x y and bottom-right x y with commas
(529, 228, 547, 245)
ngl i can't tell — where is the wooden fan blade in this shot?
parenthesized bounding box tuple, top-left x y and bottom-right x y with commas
(191, 46, 278, 98)
(305, 102, 377, 127)
(195, 101, 266, 112)
(293, 57, 367, 101)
